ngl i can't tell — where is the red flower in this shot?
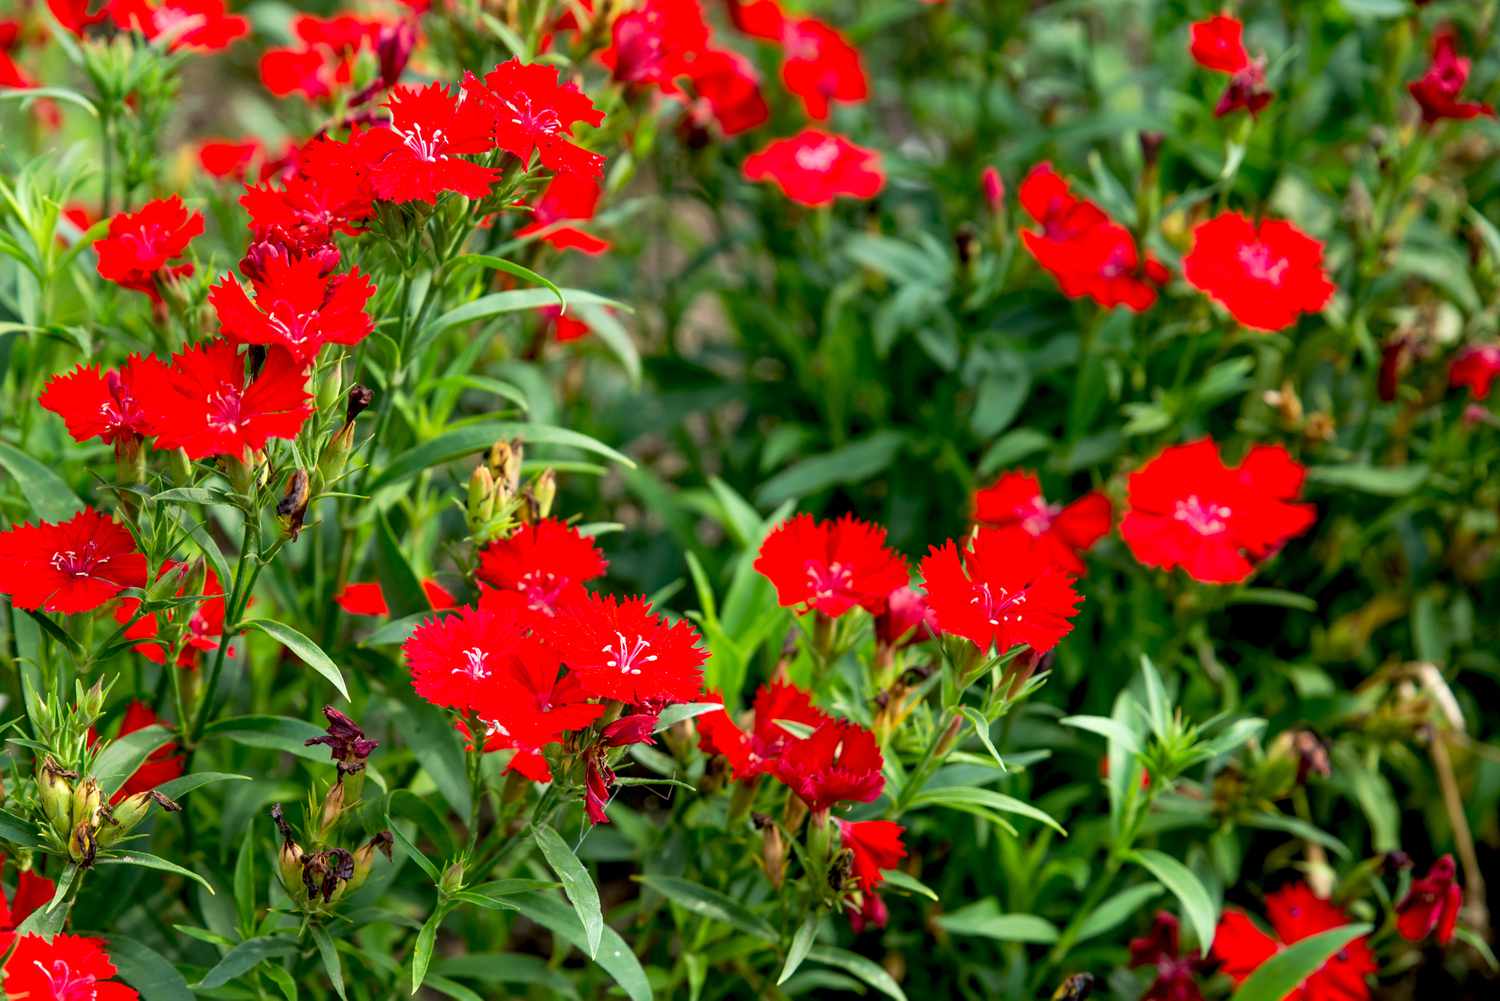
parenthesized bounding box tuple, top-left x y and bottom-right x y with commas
(94, 196, 203, 302)
(48, 0, 109, 35)
(260, 45, 337, 100)
(197, 139, 261, 179)
(540, 305, 592, 342)
(336, 582, 389, 617)
(129, 342, 313, 460)
(1129, 911, 1206, 1001)
(683, 49, 769, 137)
(546, 594, 706, 706)
(1018, 163, 1168, 311)
(1396, 855, 1462, 946)
(460, 644, 605, 782)
(754, 513, 909, 617)
(0, 933, 139, 1001)
(38, 361, 150, 448)
(517, 173, 611, 255)
(873, 585, 938, 649)
(404, 603, 532, 711)
(599, 0, 709, 91)
(1188, 14, 1249, 74)
(981, 166, 1005, 211)
(696, 680, 831, 780)
(0, 508, 147, 615)
(1450, 344, 1500, 400)
(241, 136, 374, 254)
(726, 0, 786, 41)
(973, 471, 1112, 576)
(779, 16, 868, 121)
(357, 82, 501, 204)
(423, 578, 458, 610)
(1122, 438, 1315, 584)
(476, 519, 607, 617)
(837, 819, 905, 892)
(1182, 212, 1335, 332)
(773, 718, 884, 813)
(918, 529, 1082, 655)
(476, 60, 605, 177)
(0, 867, 55, 931)
(210, 254, 375, 363)
(110, 701, 185, 803)
(108, 0, 247, 51)
(1409, 29, 1494, 125)
(1213, 883, 1376, 1001)
(113, 559, 226, 668)
(743, 129, 884, 207)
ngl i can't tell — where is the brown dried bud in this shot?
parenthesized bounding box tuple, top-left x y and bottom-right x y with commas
(276, 469, 312, 540)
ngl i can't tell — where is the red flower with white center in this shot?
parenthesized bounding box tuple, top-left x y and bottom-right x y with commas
(1450, 344, 1500, 400)
(972, 471, 1112, 575)
(113, 559, 225, 668)
(1120, 438, 1315, 584)
(1128, 911, 1206, 1001)
(197, 138, 261, 179)
(0, 508, 147, 615)
(460, 644, 605, 782)
(779, 16, 868, 121)
(837, 819, 905, 892)
(1396, 855, 1462, 946)
(1182, 212, 1335, 332)
(478, 60, 605, 177)
(335, 582, 389, 616)
(683, 49, 769, 137)
(1213, 883, 1376, 1001)
(0, 932, 139, 1000)
(107, 701, 185, 803)
(129, 341, 313, 460)
(696, 680, 831, 781)
(1188, 15, 1272, 117)
(726, 0, 786, 41)
(743, 129, 884, 207)
(477, 519, 608, 618)
(241, 136, 374, 254)
(38, 360, 150, 448)
(357, 82, 501, 204)
(918, 529, 1082, 655)
(773, 718, 885, 814)
(1018, 163, 1169, 311)
(0, 867, 54, 932)
(546, 593, 706, 706)
(210, 253, 375, 363)
(1409, 29, 1494, 125)
(404, 602, 535, 711)
(599, 0, 709, 92)
(754, 513, 909, 617)
(516, 173, 611, 255)
(94, 196, 203, 302)
(108, 0, 247, 51)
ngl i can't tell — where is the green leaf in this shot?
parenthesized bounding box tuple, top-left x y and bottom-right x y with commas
(1230, 924, 1372, 1001)
(1061, 714, 1142, 755)
(911, 785, 1066, 834)
(806, 946, 907, 1001)
(637, 874, 777, 941)
(507, 894, 653, 1001)
(0, 85, 97, 116)
(202, 715, 328, 760)
(1075, 883, 1163, 943)
(956, 707, 1006, 771)
(411, 906, 444, 995)
(0, 442, 84, 521)
(153, 771, 251, 801)
(533, 824, 604, 958)
(240, 619, 350, 701)
(375, 511, 430, 618)
(652, 702, 721, 731)
(778, 915, 818, 985)
(881, 869, 939, 901)
(397, 698, 472, 821)
(92, 724, 175, 797)
(934, 900, 1059, 943)
(1244, 813, 1350, 858)
(451, 255, 564, 306)
(103, 935, 194, 1001)
(574, 301, 641, 385)
(99, 851, 215, 895)
(363, 611, 437, 647)
(421, 287, 622, 343)
(311, 926, 346, 1000)
(1139, 655, 1171, 738)
(194, 937, 298, 989)
(755, 430, 907, 507)
(0, 810, 42, 849)
(1131, 850, 1218, 957)
(387, 815, 441, 883)
(1307, 464, 1427, 497)
(369, 421, 633, 493)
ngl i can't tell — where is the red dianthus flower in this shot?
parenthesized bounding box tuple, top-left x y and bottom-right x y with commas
(695, 680, 830, 781)
(973, 471, 1112, 576)
(108, 0, 247, 51)
(779, 16, 868, 120)
(773, 718, 884, 814)
(1396, 855, 1462, 946)
(476, 519, 607, 618)
(1212, 883, 1376, 1001)
(754, 513, 909, 617)
(546, 593, 706, 706)
(95, 196, 203, 302)
(0, 508, 147, 615)
(38, 361, 150, 448)
(210, 253, 375, 363)
(0, 933, 139, 1000)
(1450, 344, 1500, 400)
(919, 529, 1082, 655)
(743, 129, 884, 207)
(357, 82, 501, 204)
(477, 60, 605, 177)
(1182, 212, 1335, 332)
(1409, 29, 1494, 125)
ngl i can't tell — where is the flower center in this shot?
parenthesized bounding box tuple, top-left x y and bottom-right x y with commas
(805, 560, 855, 602)
(1173, 495, 1232, 535)
(505, 95, 562, 137)
(204, 382, 246, 433)
(400, 123, 448, 162)
(603, 631, 657, 676)
(1237, 242, 1289, 284)
(969, 581, 1026, 626)
(1019, 498, 1062, 537)
(518, 570, 565, 614)
(36, 958, 98, 1000)
(453, 646, 491, 680)
(793, 140, 841, 173)
(267, 305, 316, 345)
(49, 542, 107, 578)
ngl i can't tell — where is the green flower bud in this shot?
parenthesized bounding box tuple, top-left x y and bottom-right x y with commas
(38, 757, 75, 835)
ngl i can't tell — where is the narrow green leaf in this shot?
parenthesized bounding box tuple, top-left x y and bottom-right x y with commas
(193, 937, 297, 989)
(369, 421, 633, 493)
(778, 915, 818, 985)
(653, 702, 721, 731)
(935, 900, 1059, 943)
(880, 869, 939, 901)
(1061, 714, 1143, 755)
(1131, 850, 1218, 957)
(202, 715, 328, 760)
(411, 907, 443, 995)
(806, 946, 907, 1001)
(241, 619, 350, 701)
(154, 772, 250, 801)
(534, 824, 604, 958)
(1230, 924, 1372, 1001)
(957, 706, 1006, 771)
(103, 935, 194, 1001)
(99, 851, 215, 894)
(0, 442, 84, 521)
(636, 874, 777, 941)
(507, 894, 652, 1001)
(1075, 883, 1163, 943)
(911, 785, 1066, 835)
(92, 724, 175, 797)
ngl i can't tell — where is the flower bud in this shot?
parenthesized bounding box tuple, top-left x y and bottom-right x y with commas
(71, 777, 102, 830)
(466, 465, 497, 534)
(319, 423, 357, 482)
(347, 831, 394, 894)
(68, 820, 97, 866)
(116, 435, 146, 486)
(78, 680, 108, 723)
(440, 860, 466, 895)
(316, 366, 343, 415)
(487, 439, 523, 496)
(531, 468, 557, 520)
(318, 780, 347, 837)
(38, 757, 75, 834)
(97, 790, 179, 847)
(753, 813, 785, 889)
(345, 385, 374, 425)
(278, 838, 306, 899)
(168, 447, 193, 484)
(981, 166, 1005, 212)
(276, 469, 312, 541)
(223, 448, 264, 496)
